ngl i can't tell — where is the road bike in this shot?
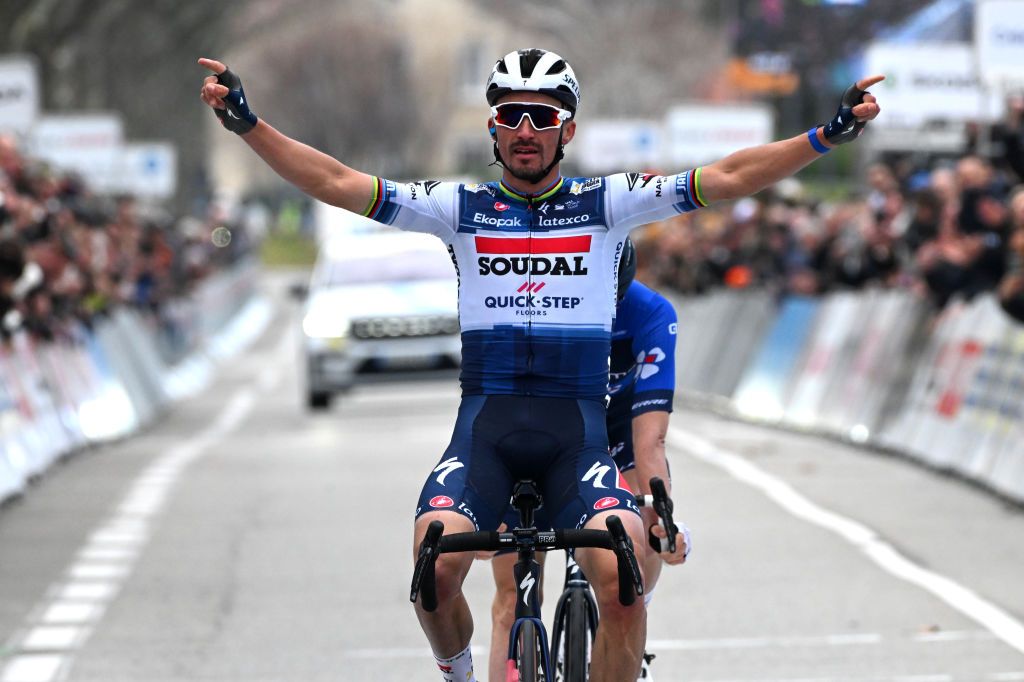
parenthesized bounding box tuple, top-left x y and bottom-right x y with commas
(411, 480, 644, 682)
(548, 476, 678, 681)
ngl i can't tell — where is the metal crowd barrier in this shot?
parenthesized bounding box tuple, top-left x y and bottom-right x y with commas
(0, 260, 262, 504)
(667, 288, 1024, 505)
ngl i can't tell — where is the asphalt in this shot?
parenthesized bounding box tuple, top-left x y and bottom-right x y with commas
(1, 274, 1022, 682)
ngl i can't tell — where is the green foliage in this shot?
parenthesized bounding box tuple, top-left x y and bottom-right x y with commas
(260, 230, 317, 267)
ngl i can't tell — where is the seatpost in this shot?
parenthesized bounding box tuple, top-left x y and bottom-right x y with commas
(510, 480, 543, 619)
(511, 480, 541, 528)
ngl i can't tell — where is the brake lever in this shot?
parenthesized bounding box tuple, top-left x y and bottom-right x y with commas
(605, 515, 643, 605)
(410, 520, 444, 611)
(650, 477, 678, 555)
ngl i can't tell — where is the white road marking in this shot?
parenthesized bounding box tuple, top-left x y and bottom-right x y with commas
(39, 604, 102, 625)
(0, 388, 257, 682)
(53, 583, 117, 602)
(668, 426, 1024, 658)
(0, 655, 65, 682)
(20, 628, 84, 651)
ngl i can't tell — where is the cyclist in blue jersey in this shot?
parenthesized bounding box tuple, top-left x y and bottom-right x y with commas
(486, 238, 689, 681)
(199, 49, 882, 681)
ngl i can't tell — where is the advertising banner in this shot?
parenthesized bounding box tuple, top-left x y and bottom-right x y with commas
(864, 42, 1003, 128)
(0, 55, 39, 134)
(733, 296, 820, 422)
(26, 113, 125, 189)
(975, 0, 1024, 90)
(665, 103, 774, 167)
(577, 119, 665, 173)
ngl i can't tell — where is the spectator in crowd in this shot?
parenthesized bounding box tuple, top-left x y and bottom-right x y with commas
(998, 188, 1024, 323)
(0, 133, 252, 348)
(624, 97, 1024, 325)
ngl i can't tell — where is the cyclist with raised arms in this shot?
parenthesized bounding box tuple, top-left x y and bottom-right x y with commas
(199, 49, 881, 681)
(486, 237, 689, 681)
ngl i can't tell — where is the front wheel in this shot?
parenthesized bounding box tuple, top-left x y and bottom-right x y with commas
(515, 620, 543, 682)
(552, 589, 595, 681)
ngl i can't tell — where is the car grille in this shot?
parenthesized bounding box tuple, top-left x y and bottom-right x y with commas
(350, 315, 460, 340)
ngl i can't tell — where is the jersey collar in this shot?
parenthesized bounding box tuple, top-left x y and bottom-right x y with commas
(498, 176, 564, 203)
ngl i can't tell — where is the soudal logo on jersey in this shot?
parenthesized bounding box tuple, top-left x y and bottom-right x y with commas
(476, 235, 591, 276)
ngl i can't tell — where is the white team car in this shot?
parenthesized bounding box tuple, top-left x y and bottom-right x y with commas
(299, 225, 460, 409)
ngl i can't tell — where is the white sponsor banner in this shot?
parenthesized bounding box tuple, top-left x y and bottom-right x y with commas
(577, 119, 664, 173)
(864, 42, 1004, 126)
(0, 55, 40, 134)
(27, 114, 124, 186)
(105, 143, 178, 198)
(975, 0, 1024, 90)
(665, 103, 773, 167)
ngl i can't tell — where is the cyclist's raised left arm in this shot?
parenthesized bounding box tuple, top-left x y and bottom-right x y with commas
(605, 76, 882, 232)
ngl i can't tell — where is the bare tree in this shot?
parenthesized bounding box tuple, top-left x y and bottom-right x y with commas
(230, 7, 415, 179)
(476, 0, 728, 117)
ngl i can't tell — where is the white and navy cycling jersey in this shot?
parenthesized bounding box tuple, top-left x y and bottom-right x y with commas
(363, 171, 705, 401)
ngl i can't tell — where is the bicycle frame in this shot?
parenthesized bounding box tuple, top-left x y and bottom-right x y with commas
(505, 481, 553, 679)
(410, 480, 644, 681)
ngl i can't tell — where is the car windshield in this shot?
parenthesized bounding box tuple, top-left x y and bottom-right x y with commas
(319, 250, 455, 287)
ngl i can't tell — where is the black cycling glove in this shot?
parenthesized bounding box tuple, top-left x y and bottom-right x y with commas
(822, 82, 869, 146)
(214, 69, 257, 135)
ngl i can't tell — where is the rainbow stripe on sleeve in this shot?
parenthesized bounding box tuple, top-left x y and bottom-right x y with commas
(362, 177, 385, 219)
(674, 167, 708, 213)
(688, 168, 707, 208)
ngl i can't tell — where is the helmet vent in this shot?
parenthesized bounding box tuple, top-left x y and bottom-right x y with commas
(546, 60, 566, 75)
(495, 60, 509, 74)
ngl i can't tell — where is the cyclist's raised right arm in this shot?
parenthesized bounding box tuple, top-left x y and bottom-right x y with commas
(198, 58, 373, 215)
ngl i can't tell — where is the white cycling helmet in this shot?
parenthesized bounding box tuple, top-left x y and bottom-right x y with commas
(485, 48, 580, 116)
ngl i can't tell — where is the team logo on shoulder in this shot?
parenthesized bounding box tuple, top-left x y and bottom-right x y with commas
(625, 172, 657, 191)
(429, 495, 455, 508)
(569, 178, 602, 195)
(464, 183, 496, 196)
(410, 180, 441, 197)
(636, 347, 666, 379)
(594, 496, 620, 510)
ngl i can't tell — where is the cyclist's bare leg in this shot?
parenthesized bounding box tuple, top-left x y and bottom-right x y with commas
(487, 551, 546, 681)
(413, 511, 477, 657)
(623, 469, 663, 594)
(575, 509, 647, 682)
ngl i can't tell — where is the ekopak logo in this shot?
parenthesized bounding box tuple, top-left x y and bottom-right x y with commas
(594, 496, 620, 510)
(494, 201, 510, 212)
(429, 495, 455, 508)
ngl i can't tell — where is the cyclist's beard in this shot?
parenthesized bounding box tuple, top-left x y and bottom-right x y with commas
(506, 146, 551, 184)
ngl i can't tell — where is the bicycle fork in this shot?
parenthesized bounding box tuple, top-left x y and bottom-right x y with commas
(507, 553, 552, 680)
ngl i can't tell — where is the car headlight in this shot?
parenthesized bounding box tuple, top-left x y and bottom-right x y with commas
(302, 313, 351, 339)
